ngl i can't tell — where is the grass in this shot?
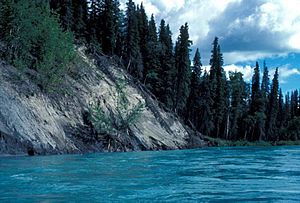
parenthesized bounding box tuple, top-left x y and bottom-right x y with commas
(203, 136, 300, 147)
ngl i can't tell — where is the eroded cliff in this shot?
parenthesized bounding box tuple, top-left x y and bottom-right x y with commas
(0, 48, 206, 155)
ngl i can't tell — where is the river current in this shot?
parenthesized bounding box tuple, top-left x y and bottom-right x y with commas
(1, 146, 300, 202)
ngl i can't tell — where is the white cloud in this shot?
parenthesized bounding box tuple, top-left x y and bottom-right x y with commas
(279, 66, 300, 78)
(120, 0, 300, 66)
(223, 64, 300, 84)
(224, 64, 253, 82)
(223, 51, 289, 64)
(173, 0, 300, 64)
(159, 0, 185, 12)
(120, 0, 159, 16)
(162, 0, 240, 45)
(269, 65, 300, 84)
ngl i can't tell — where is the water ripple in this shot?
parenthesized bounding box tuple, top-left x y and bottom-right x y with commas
(0, 146, 300, 202)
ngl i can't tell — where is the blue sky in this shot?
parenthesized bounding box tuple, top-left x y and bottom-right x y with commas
(120, 0, 300, 92)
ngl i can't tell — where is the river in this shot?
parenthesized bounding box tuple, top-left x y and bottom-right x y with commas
(1, 146, 300, 202)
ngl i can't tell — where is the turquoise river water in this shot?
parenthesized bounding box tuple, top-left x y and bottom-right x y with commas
(0, 146, 300, 202)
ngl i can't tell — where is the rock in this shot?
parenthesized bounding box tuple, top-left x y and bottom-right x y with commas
(0, 48, 206, 155)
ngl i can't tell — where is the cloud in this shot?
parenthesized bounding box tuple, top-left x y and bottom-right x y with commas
(223, 64, 300, 85)
(121, 0, 300, 65)
(223, 64, 253, 82)
(269, 65, 300, 84)
(119, 0, 160, 16)
(203, 0, 300, 64)
(279, 66, 300, 78)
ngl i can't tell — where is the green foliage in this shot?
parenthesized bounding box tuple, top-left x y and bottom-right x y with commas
(144, 15, 161, 95)
(209, 37, 228, 138)
(286, 117, 300, 140)
(124, 0, 143, 79)
(2, 0, 75, 90)
(137, 3, 148, 62)
(185, 48, 202, 128)
(266, 68, 279, 140)
(100, 0, 120, 55)
(173, 23, 192, 116)
(261, 61, 270, 97)
(72, 0, 88, 40)
(159, 21, 175, 108)
(1, 0, 300, 144)
(89, 79, 145, 135)
(89, 101, 115, 135)
(228, 71, 248, 140)
(0, 0, 13, 39)
(197, 71, 214, 136)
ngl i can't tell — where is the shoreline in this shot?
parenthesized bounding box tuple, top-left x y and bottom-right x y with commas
(204, 136, 300, 147)
(1, 139, 300, 157)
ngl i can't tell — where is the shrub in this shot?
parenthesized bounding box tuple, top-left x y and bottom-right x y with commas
(89, 79, 144, 135)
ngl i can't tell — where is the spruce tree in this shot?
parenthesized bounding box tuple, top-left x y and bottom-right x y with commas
(86, 0, 102, 53)
(209, 37, 227, 138)
(277, 88, 285, 139)
(137, 3, 148, 62)
(124, 0, 143, 80)
(261, 61, 270, 96)
(159, 21, 175, 108)
(261, 61, 270, 118)
(228, 71, 248, 140)
(266, 68, 279, 140)
(71, 0, 88, 41)
(50, 0, 73, 31)
(173, 23, 192, 116)
(185, 48, 202, 125)
(247, 62, 266, 141)
(144, 15, 161, 95)
(291, 90, 299, 118)
(198, 71, 214, 135)
(0, 0, 13, 39)
(100, 0, 120, 55)
(115, 11, 126, 57)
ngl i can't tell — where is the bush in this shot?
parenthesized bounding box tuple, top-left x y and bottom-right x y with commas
(89, 79, 144, 135)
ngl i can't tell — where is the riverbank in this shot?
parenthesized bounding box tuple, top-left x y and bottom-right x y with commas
(0, 48, 207, 156)
(204, 136, 300, 147)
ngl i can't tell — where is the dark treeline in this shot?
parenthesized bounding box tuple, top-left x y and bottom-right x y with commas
(0, 0, 299, 141)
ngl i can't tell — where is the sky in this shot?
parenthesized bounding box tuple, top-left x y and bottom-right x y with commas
(120, 0, 300, 92)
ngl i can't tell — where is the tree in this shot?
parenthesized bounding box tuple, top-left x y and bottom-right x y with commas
(50, 0, 73, 31)
(173, 23, 192, 116)
(261, 61, 270, 96)
(246, 62, 266, 141)
(137, 3, 148, 62)
(266, 68, 279, 140)
(115, 11, 126, 57)
(228, 71, 248, 140)
(158, 21, 175, 108)
(3, 0, 74, 90)
(197, 71, 214, 135)
(291, 90, 299, 118)
(100, 0, 120, 55)
(124, 0, 143, 80)
(0, 0, 13, 39)
(277, 88, 285, 139)
(71, 0, 88, 41)
(261, 61, 270, 119)
(85, 0, 102, 53)
(209, 37, 228, 138)
(143, 15, 161, 95)
(185, 48, 202, 125)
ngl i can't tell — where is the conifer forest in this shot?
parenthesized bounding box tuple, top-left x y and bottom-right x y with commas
(1, 0, 300, 143)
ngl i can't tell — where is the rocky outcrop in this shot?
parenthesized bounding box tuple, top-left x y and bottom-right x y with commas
(0, 48, 206, 155)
